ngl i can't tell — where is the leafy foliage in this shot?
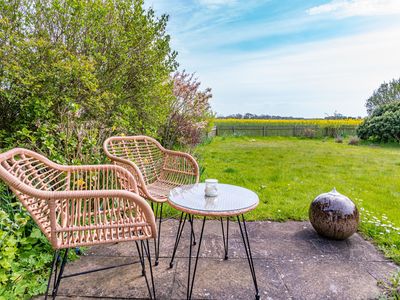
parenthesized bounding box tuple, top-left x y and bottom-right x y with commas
(161, 71, 213, 148)
(357, 102, 400, 143)
(0, 0, 178, 297)
(0, 0, 177, 162)
(366, 78, 400, 115)
(0, 183, 53, 299)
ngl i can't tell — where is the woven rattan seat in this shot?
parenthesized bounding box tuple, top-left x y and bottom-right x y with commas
(0, 148, 157, 299)
(147, 179, 183, 199)
(103, 135, 199, 265)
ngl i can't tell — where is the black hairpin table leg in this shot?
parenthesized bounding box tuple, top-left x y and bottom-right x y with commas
(169, 212, 187, 268)
(188, 214, 196, 245)
(220, 217, 229, 260)
(237, 214, 260, 300)
(187, 216, 206, 300)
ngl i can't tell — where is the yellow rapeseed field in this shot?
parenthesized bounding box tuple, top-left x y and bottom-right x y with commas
(214, 118, 362, 128)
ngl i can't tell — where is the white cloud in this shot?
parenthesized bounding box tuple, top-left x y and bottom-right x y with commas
(307, 0, 400, 17)
(146, 0, 400, 117)
(188, 26, 400, 117)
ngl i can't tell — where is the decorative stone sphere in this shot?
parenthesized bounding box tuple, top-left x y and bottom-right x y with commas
(309, 188, 359, 240)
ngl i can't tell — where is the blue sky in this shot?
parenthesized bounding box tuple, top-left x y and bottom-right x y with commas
(145, 0, 400, 117)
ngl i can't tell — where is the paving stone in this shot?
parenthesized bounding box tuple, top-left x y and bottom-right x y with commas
(170, 258, 287, 299)
(363, 261, 399, 281)
(276, 259, 384, 300)
(56, 256, 175, 299)
(40, 220, 398, 299)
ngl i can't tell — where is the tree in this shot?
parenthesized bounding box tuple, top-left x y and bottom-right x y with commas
(366, 78, 400, 115)
(161, 71, 213, 148)
(0, 0, 177, 162)
(357, 102, 400, 142)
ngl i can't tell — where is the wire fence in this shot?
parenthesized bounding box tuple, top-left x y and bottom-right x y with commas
(208, 125, 358, 138)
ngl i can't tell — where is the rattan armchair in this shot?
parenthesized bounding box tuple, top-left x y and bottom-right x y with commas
(103, 135, 200, 265)
(0, 148, 157, 299)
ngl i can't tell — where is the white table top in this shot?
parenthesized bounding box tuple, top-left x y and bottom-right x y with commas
(168, 183, 259, 217)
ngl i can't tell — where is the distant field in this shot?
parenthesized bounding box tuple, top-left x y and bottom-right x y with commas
(213, 118, 363, 137)
(195, 136, 400, 264)
(214, 118, 363, 127)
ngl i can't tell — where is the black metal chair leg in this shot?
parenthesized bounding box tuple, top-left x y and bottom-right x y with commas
(145, 240, 156, 299)
(169, 212, 187, 268)
(52, 251, 60, 295)
(45, 250, 59, 300)
(135, 241, 145, 276)
(140, 240, 156, 299)
(139, 240, 152, 298)
(187, 216, 206, 300)
(52, 249, 69, 298)
(44, 249, 69, 299)
(155, 203, 163, 266)
(237, 215, 260, 300)
(152, 203, 157, 264)
(221, 217, 229, 260)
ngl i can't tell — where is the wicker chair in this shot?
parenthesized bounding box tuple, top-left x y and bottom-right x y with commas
(0, 148, 157, 299)
(103, 135, 200, 265)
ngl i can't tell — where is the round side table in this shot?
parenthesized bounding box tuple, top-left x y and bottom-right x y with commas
(168, 183, 260, 300)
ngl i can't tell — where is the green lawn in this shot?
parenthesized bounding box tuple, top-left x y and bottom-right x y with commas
(195, 136, 400, 263)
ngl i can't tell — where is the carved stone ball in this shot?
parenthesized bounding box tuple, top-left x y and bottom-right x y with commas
(309, 188, 359, 240)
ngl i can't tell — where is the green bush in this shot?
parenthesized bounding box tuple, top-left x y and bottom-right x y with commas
(0, 0, 177, 162)
(0, 0, 178, 297)
(0, 182, 53, 299)
(348, 136, 360, 145)
(357, 102, 400, 143)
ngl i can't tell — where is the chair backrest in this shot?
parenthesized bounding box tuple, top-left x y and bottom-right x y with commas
(0, 148, 68, 239)
(104, 136, 165, 185)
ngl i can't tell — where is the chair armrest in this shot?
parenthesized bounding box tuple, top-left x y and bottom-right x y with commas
(46, 189, 156, 249)
(162, 149, 199, 184)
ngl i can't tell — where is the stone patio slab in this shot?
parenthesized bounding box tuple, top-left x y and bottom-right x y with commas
(38, 220, 399, 299)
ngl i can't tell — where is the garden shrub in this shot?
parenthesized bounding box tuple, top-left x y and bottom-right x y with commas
(161, 71, 213, 149)
(0, 182, 52, 299)
(335, 135, 343, 143)
(0, 0, 177, 160)
(357, 102, 400, 143)
(0, 0, 182, 297)
(348, 136, 360, 145)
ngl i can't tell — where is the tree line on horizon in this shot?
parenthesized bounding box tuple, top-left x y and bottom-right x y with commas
(217, 112, 362, 120)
